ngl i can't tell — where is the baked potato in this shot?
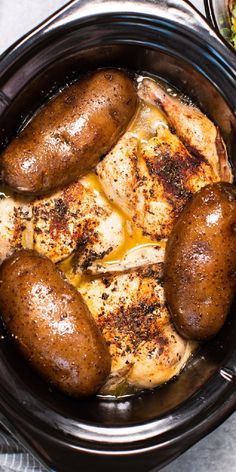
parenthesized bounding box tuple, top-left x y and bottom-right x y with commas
(0, 250, 111, 396)
(164, 182, 236, 341)
(1, 69, 137, 196)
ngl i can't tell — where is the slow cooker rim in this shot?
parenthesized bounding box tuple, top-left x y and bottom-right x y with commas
(0, 369, 236, 452)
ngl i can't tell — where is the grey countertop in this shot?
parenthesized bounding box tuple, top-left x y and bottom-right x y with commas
(0, 1, 236, 472)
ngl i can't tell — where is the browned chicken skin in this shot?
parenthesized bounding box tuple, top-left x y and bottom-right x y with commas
(138, 78, 233, 182)
(136, 125, 218, 238)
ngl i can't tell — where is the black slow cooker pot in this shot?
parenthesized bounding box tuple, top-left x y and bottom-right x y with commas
(0, 0, 236, 471)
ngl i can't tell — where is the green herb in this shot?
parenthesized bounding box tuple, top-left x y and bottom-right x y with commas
(230, 2, 236, 49)
(221, 27, 231, 39)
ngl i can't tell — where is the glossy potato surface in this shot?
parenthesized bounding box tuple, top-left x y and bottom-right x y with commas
(1, 69, 137, 195)
(164, 182, 236, 341)
(0, 250, 111, 396)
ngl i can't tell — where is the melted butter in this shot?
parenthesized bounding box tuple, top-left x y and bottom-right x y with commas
(22, 221, 34, 249)
(58, 254, 82, 286)
(102, 223, 155, 264)
(82, 171, 129, 220)
(82, 171, 154, 264)
(81, 172, 107, 197)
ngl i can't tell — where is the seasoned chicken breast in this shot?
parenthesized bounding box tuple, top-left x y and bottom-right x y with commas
(33, 177, 124, 265)
(0, 188, 33, 263)
(135, 126, 219, 238)
(0, 179, 125, 267)
(80, 264, 194, 392)
(138, 78, 233, 183)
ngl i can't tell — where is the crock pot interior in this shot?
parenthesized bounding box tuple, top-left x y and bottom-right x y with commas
(0, 42, 235, 427)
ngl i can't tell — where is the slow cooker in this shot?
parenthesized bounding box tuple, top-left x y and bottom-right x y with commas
(0, 0, 236, 470)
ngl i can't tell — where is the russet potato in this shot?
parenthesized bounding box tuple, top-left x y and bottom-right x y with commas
(1, 69, 137, 195)
(0, 250, 111, 396)
(164, 182, 236, 341)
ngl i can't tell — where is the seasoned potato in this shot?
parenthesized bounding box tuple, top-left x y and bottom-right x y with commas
(164, 182, 236, 341)
(1, 69, 137, 196)
(0, 250, 111, 396)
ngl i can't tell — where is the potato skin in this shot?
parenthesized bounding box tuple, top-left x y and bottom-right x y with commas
(0, 250, 111, 396)
(164, 182, 236, 341)
(1, 69, 137, 196)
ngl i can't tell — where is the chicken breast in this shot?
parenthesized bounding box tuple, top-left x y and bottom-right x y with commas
(33, 177, 124, 265)
(0, 188, 33, 263)
(0, 179, 125, 267)
(97, 119, 222, 239)
(80, 264, 194, 393)
(136, 125, 219, 238)
(138, 78, 233, 183)
(95, 134, 139, 219)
